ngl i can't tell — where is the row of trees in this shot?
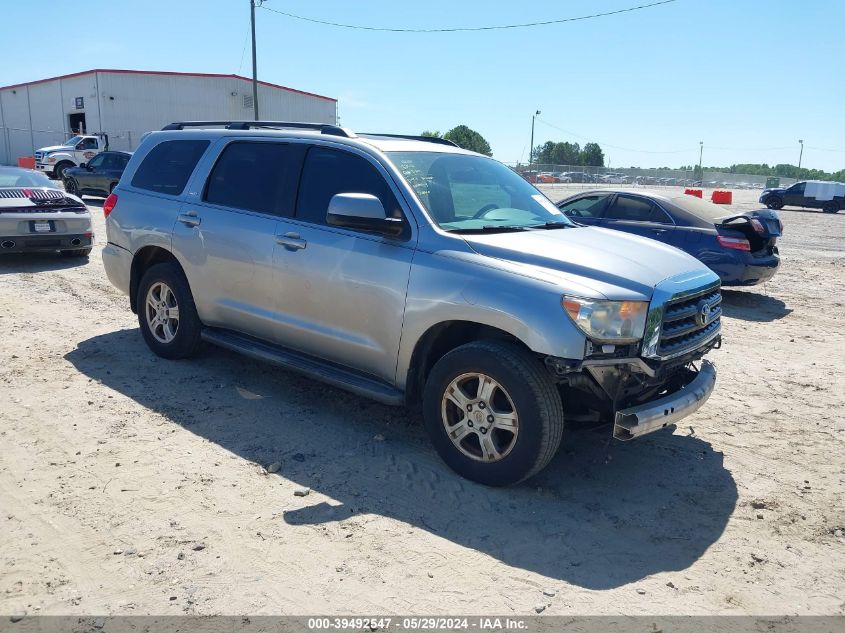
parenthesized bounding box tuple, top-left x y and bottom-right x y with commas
(416, 128, 842, 181)
(531, 141, 605, 167)
(677, 163, 845, 182)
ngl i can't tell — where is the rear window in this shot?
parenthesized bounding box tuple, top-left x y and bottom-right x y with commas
(204, 141, 305, 215)
(131, 140, 209, 196)
(668, 195, 731, 220)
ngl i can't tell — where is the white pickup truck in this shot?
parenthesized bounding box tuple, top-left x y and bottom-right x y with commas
(34, 134, 109, 180)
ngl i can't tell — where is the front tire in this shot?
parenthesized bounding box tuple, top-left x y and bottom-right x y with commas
(422, 341, 564, 486)
(766, 196, 784, 210)
(137, 262, 203, 359)
(63, 177, 79, 197)
(822, 201, 840, 214)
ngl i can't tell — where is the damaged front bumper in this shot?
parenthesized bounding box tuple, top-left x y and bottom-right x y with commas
(613, 359, 717, 441)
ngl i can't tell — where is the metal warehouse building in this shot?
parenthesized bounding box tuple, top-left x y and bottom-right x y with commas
(0, 69, 337, 164)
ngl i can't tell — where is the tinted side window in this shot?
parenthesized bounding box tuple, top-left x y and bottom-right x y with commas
(86, 154, 105, 170)
(296, 147, 401, 226)
(558, 194, 610, 218)
(204, 142, 304, 215)
(607, 195, 660, 222)
(131, 140, 210, 196)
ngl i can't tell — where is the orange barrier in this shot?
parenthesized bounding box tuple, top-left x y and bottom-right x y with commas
(684, 188, 703, 198)
(711, 190, 733, 204)
(17, 156, 36, 169)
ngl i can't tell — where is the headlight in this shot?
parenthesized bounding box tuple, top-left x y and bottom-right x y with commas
(562, 296, 648, 343)
(47, 156, 57, 163)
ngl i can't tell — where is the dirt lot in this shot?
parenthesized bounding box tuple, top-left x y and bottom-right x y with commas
(1, 187, 843, 616)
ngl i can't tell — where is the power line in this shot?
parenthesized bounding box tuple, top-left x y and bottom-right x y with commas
(258, 0, 679, 33)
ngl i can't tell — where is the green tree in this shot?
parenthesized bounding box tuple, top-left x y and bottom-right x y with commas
(443, 125, 492, 156)
(580, 142, 605, 167)
(421, 130, 443, 138)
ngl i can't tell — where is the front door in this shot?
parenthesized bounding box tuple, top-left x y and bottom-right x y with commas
(79, 153, 107, 194)
(556, 192, 611, 227)
(271, 145, 416, 383)
(782, 182, 806, 207)
(601, 193, 675, 243)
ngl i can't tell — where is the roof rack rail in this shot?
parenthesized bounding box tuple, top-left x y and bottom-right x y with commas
(161, 121, 356, 139)
(361, 133, 458, 148)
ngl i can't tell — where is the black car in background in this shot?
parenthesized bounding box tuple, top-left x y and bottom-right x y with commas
(63, 151, 131, 198)
(760, 180, 844, 214)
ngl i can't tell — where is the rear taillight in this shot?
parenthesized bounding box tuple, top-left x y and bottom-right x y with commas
(717, 235, 751, 251)
(103, 193, 117, 218)
(750, 218, 765, 234)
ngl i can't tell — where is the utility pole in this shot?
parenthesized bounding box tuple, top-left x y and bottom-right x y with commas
(798, 139, 804, 175)
(529, 110, 541, 165)
(698, 141, 704, 179)
(250, 0, 260, 120)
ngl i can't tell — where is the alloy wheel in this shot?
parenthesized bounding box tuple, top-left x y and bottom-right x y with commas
(145, 281, 180, 344)
(441, 372, 519, 463)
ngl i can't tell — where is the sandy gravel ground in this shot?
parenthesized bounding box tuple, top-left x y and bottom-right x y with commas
(0, 188, 843, 616)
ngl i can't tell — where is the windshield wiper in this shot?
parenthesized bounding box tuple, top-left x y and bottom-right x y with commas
(449, 225, 530, 234)
(536, 221, 575, 229)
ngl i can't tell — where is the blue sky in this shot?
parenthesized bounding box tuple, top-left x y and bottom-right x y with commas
(2, 0, 843, 171)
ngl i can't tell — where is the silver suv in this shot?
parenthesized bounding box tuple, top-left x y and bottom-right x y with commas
(102, 121, 721, 486)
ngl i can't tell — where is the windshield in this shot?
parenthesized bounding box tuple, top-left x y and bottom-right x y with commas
(0, 167, 53, 188)
(387, 151, 573, 231)
(63, 135, 84, 147)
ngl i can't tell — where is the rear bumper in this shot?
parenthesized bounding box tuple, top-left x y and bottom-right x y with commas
(102, 242, 132, 296)
(613, 360, 717, 441)
(0, 233, 92, 253)
(715, 253, 779, 286)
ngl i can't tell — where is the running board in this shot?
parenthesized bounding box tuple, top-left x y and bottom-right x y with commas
(201, 328, 405, 406)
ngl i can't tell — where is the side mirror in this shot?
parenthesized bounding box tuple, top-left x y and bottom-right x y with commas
(79, 163, 87, 170)
(326, 193, 405, 237)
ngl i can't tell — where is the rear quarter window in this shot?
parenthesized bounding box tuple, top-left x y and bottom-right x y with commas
(131, 140, 210, 196)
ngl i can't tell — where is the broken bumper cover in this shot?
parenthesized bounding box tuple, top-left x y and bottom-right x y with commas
(613, 359, 717, 441)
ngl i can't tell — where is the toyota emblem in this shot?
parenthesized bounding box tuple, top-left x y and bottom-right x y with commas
(697, 301, 711, 326)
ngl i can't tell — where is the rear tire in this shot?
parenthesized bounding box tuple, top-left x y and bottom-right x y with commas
(137, 262, 203, 359)
(766, 196, 784, 210)
(60, 248, 91, 257)
(422, 340, 564, 486)
(822, 201, 840, 214)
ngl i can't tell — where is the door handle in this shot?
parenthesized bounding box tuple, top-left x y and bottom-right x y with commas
(652, 228, 668, 234)
(177, 212, 201, 227)
(276, 231, 307, 250)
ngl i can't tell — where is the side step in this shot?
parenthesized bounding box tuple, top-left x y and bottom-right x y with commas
(201, 328, 405, 406)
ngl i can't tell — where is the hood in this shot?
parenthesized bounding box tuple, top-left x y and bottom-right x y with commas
(38, 145, 74, 153)
(762, 187, 786, 195)
(461, 226, 709, 300)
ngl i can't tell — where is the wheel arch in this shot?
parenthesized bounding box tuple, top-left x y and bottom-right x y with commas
(129, 246, 182, 313)
(404, 320, 536, 405)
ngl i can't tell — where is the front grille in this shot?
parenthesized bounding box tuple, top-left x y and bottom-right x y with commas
(657, 287, 721, 357)
(34, 151, 44, 162)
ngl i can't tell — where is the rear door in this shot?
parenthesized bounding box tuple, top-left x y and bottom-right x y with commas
(601, 193, 675, 243)
(270, 145, 416, 383)
(172, 139, 305, 343)
(103, 153, 130, 193)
